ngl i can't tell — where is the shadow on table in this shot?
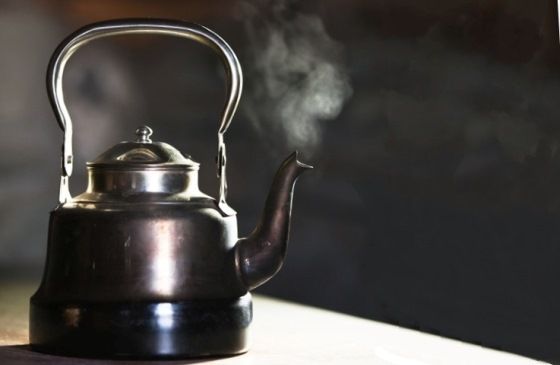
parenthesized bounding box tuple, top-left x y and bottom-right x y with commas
(0, 345, 238, 364)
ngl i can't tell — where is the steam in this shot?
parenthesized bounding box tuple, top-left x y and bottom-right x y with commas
(238, 0, 352, 155)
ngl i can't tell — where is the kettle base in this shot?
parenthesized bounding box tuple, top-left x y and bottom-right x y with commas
(29, 294, 252, 359)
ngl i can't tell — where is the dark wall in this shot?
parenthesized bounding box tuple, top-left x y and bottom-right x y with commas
(0, 0, 558, 362)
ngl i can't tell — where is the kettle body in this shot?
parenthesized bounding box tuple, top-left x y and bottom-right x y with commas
(30, 19, 311, 359)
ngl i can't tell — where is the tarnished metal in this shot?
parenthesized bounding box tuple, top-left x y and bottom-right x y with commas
(235, 152, 313, 290)
(30, 19, 312, 359)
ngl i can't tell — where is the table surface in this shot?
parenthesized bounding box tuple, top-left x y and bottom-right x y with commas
(0, 282, 548, 365)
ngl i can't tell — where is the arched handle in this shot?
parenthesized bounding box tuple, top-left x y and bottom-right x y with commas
(47, 19, 242, 212)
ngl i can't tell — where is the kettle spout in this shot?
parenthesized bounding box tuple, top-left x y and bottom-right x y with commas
(234, 151, 312, 291)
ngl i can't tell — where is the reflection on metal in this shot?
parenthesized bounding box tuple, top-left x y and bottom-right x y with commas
(150, 221, 178, 296)
(155, 303, 175, 329)
(135, 125, 153, 143)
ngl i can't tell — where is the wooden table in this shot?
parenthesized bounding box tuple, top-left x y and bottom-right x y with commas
(0, 282, 547, 364)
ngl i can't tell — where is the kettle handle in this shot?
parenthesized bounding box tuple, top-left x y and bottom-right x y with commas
(47, 19, 242, 212)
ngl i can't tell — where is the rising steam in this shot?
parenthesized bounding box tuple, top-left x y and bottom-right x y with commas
(238, 0, 352, 155)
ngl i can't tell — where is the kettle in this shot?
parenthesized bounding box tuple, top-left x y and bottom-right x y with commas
(29, 19, 311, 359)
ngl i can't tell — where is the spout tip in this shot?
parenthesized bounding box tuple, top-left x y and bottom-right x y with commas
(291, 151, 314, 170)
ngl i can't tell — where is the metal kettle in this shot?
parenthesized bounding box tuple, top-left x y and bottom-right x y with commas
(29, 19, 311, 359)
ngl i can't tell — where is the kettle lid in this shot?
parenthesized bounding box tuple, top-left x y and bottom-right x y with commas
(88, 126, 199, 170)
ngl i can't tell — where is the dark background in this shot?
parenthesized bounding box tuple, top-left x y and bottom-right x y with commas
(0, 0, 559, 362)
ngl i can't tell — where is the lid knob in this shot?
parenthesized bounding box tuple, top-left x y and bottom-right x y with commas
(135, 125, 153, 143)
